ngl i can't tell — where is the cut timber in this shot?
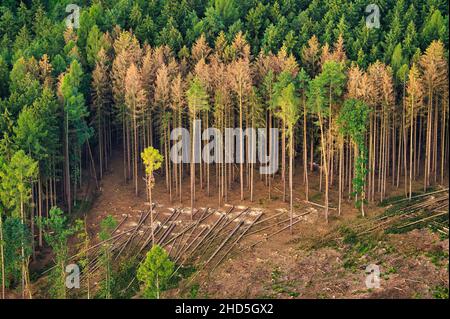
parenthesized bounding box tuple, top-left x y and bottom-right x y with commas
(396, 211, 448, 230)
(389, 188, 448, 204)
(204, 220, 244, 266)
(112, 215, 128, 234)
(211, 213, 263, 271)
(244, 211, 311, 238)
(115, 209, 150, 260)
(184, 215, 226, 261)
(252, 211, 285, 227)
(299, 198, 337, 210)
(173, 208, 207, 260)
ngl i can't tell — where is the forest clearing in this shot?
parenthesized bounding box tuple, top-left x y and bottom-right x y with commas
(0, 0, 448, 300)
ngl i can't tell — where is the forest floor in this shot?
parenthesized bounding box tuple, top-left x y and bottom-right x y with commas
(20, 148, 448, 299)
(74, 148, 448, 299)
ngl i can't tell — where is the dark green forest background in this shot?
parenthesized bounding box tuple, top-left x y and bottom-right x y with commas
(0, 0, 448, 299)
(0, 0, 448, 83)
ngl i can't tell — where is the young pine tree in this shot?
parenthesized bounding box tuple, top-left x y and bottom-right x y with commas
(0, 150, 37, 298)
(141, 147, 163, 246)
(137, 245, 174, 299)
(98, 215, 117, 299)
(40, 207, 77, 299)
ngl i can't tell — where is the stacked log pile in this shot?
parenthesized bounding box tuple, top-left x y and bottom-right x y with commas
(56, 204, 311, 295)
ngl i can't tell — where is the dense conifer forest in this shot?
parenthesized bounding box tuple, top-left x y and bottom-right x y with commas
(0, 0, 448, 299)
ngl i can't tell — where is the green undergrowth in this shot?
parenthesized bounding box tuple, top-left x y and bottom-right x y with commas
(340, 227, 384, 271)
(425, 249, 449, 268)
(378, 187, 437, 207)
(377, 188, 448, 237)
(94, 255, 197, 299)
(270, 267, 300, 297)
(385, 211, 449, 236)
(110, 257, 140, 299)
(259, 267, 300, 298)
(431, 285, 449, 299)
(167, 264, 197, 290)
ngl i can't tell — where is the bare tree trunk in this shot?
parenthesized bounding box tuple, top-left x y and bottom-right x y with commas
(416, 117, 421, 179)
(318, 114, 329, 223)
(239, 91, 244, 201)
(441, 98, 447, 184)
(303, 98, 309, 201)
(99, 112, 103, 180)
(167, 121, 172, 202)
(122, 112, 127, 181)
(149, 179, 155, 247)
(282, 123, 286, 202)
(126, 118, 131, 181)
(371, 114, 376, 202)
(338, 138, 343, 215)
(268, 112, 272, 200)
(424, 90, 433, 190)
(206, 113, 210, 196)
(190, 115, 196, 220)
(368, 113, 373, 201)
(38, 177, 43, 247)
(179, 110, 183, 204)
(310, 134, 314, 172)
(133, 112, 139, 195)
(64, 106, 71, 214)
(403, 84, 408, 194)
(289, 132, 294, 234)
(432, 97, 438, 183)
(409, 100, 414, 199)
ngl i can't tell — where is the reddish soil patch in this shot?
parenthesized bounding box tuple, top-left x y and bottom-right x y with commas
(88, 150, 448, 298)
(27, 148, 448, 299)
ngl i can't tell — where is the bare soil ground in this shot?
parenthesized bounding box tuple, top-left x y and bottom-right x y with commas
(82, 149, 448, 299)
(187, 228, 448, 299)
(22, 149, 448, 299)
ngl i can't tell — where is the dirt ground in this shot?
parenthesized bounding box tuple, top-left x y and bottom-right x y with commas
(72, 148, 447, 299)
(182, 228, 448, 299)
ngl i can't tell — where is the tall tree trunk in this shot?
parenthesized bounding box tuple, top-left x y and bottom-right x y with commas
(338, 138, 343, 215)
(303, 96, 309, 201)
(402, 83, 408, 194)
(424, 90, 433, 190)
(190, 114, 196, 220)
(441, 98, 447, 184)
(122, 111, 127, 181)
(99, 113, 103, 180)
(289, 131, 294, 234)
(38, 177, 43, 247)
(64, 107, 71, 214)
(133, 111, 139, 196)
(432, 97, 438, 183)
(282, 122, 286, 202)
(318, 114, 329, 223)
(149, 178, 155, 247)
(409, 99, 414, 199)
(239, 90, 244, 201)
